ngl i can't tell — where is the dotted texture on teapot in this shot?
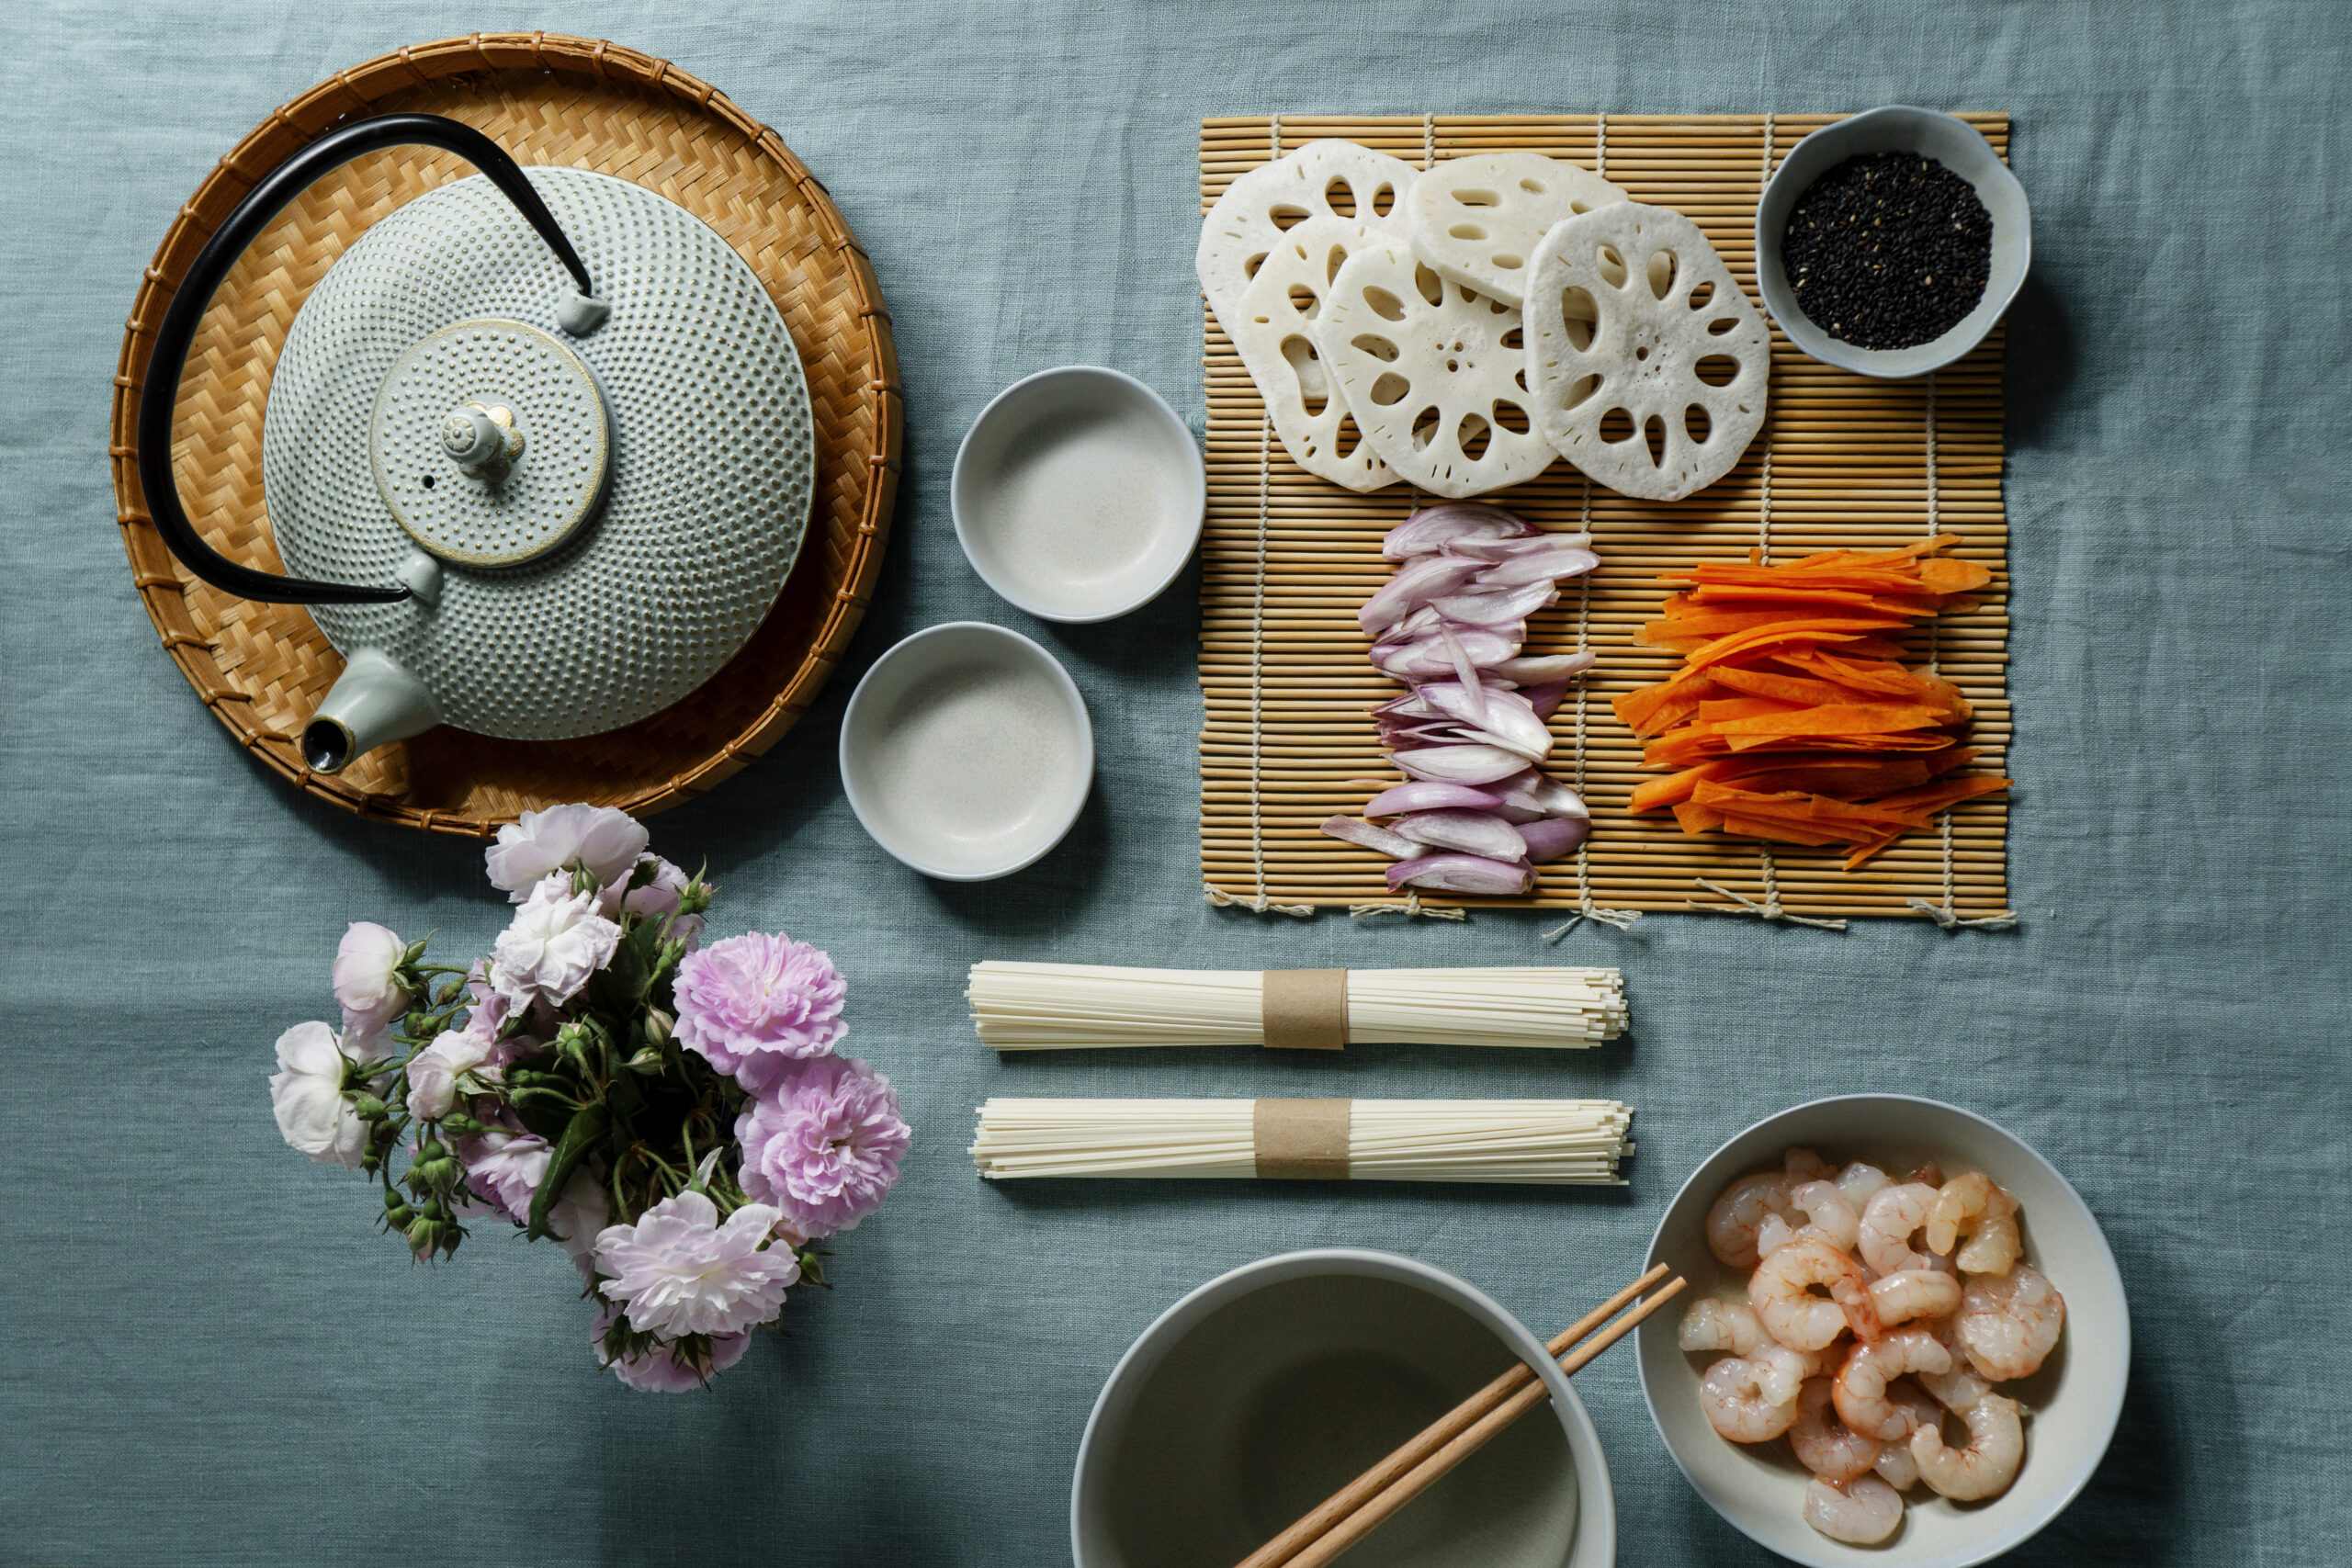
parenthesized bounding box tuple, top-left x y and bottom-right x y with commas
(262, 167, 816, 741)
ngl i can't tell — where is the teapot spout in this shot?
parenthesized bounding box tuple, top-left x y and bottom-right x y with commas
(301, 649, 442, 773)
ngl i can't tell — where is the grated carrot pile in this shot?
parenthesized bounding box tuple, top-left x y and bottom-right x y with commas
(1612, 535, 2012, 870)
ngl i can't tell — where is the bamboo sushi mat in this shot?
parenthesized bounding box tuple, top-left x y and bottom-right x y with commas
(1199, 113, 2013, 925)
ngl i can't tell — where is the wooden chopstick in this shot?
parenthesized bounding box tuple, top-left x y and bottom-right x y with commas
(1234, 1265, 1688, 1568)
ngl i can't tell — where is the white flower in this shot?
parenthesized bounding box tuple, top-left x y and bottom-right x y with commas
(484, 805, 650, 902)
(489, 874, 623, 1010)
(548, 1171, 611, 1258)
(332, 921, 410, 1043)
(592, 1190, 799, 1337)
(405, 1029, 492, 1121)
(268, 1021, 368, 1168)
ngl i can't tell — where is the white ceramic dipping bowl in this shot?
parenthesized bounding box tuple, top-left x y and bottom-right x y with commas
(1755, 106, 2032, 378)
(1074, 1249, 1615, 1568)
(952, 365, 1205, 622)
(1640, 1094, 2128, 1568)
(838, 622, 1092, 881)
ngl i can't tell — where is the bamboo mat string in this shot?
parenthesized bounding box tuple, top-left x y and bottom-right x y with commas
(1682, 113, 1840, 933)
(1422, 112, 1435, 169)
(1205, 109, 1310, 920)
(1906, 371, 2018, 931)
(1544, 470, 1642, 941)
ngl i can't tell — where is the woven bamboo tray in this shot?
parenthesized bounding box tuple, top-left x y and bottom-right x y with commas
(109, 34, 900, 836)
(1201, 113, 2012, 924)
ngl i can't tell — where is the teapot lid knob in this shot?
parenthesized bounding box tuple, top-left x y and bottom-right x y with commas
(441, 402, 525, 474)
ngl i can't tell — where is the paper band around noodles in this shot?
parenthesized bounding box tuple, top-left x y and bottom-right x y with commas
(1314, 241, 1555, 500)
(1260, 968, 1349, 1050)
(1251, 1099, 1351, 1179)
(1232, 218, 1398, 492)
(1407, 152, 1627, 309)
(1198, 140, 1420, 402)
(1523, 202, 1771, 502)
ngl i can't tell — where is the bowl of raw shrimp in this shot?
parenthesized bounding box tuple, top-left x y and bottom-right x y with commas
(1637, 1094, 2128, 1567)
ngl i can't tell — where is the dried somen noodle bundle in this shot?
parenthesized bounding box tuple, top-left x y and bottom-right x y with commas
(967, 963, 1626, 1051)
(969, 1099, 1634, 1183)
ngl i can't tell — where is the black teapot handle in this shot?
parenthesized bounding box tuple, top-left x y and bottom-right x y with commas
(134, 114, 599, 605)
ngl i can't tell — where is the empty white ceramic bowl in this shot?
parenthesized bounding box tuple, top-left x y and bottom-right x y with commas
(952, 365, 1205, 622)
(838, 621, 1092, 880)
(1639, 1094, 2128, 1568)
(1755, 107, 2031, 378)
(1075, 1249, 1614, 1568)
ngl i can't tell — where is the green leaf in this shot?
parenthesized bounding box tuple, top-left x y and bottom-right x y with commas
(526, 1102, 611, 1241)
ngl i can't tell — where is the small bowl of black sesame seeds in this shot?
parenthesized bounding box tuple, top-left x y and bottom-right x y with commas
(1756, 105, 2030, 378)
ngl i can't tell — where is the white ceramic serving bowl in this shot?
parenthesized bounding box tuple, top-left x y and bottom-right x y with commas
(952, 365, 1205, 622)
(1639, 1095, 2128, 1568)
(1074, 1249, 1615, 1568)
(1754, 107, 2032, 378)
(837, 621, 1093, 881)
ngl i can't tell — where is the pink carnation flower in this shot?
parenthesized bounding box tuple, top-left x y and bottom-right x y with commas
(673, 931, 846, 1092)
(592, 1190, 799, 1338)
(597, 856, 707, 950)
(458, 1122, 550, 1223)
(736, 1054, 910, 1238)
(588, 1298, 750, 1393)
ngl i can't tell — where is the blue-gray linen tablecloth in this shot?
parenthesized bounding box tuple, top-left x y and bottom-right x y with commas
(4, 0, 2346, 1562)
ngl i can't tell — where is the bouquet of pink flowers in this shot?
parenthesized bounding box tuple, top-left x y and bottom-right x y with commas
(267, 803, 910, 1391)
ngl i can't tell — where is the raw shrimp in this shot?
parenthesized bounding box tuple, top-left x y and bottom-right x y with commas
(1699, 1356, 1799, 1442)
(1802, 1474, 1904, 1545)
(1836, 1161, 1891, 1210)
(1955, 1263, 2065, 1381)
(1758, 1179, 1862, 1258)
(1927, 1171, 2023, 1276)
(1750, 1238, 1871, 1351)
(1785, 1146, 1834, 1182)
(1912, 1392, 2024, 1500)
(1858, 1183, 1955, 1278)
(1833, 1328, 1952, 1440)
(1867, 1269, 1962, 1328)
(1679, 1297, 1770, 1357)
(1909, 1161, 1945, 1188)
(1917, 1358, 1993, 1415)
(1873, 1439, 1920, 1492)
(1884, 1379, 1944, 1440)
(1788, 1377, 1880, 1483)
(1706, 1172, 1797, 1270)
(1753, 1341, 1838, 1406)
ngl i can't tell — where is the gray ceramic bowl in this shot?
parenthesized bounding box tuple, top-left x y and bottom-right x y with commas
(952, 365, 1205, 622)
(1754, 107, 2030, 378)
(1639, 1095, 2128, 1568)
(1074, 1249, 1615, 1568)
(837, 621, 1093, 881)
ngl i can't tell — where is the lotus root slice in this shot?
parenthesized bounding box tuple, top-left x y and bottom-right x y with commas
(1197, 140, 1420, 401)
(1315, 241, 1555, 500)
(1231, 217, 1397, 491)
(1523, 202, 1770, 502)
(1407, 152, 1627, 308)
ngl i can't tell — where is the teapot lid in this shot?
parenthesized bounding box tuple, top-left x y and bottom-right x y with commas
(260, 166, 814, 743)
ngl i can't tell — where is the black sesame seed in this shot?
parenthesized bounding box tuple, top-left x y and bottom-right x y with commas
(1780, 152, 1993, 351)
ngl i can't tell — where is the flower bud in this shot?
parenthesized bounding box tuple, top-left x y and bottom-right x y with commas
(352, 1094, 388, 1121)
(643, 1008, 673, 1047)
(626, 1045, 664, 1074)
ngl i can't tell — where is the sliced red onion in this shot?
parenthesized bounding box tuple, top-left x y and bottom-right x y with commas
(1386, 853, 1534, 897)
(1370, 631, 1521, 682)
(1492, 772, 1588, 820)
(1443, 531, 1593, 562)
(1391, 808, 1532, 861)
(1488, 651, 1596, 684)
(1359, 555, 1486, 634)
(1430, 582, 1560, 625)
(1474, 547, 1601, 587)
(1391, 743, 1533, 785)
(1517, 816, 1591, 863)
(1520, 680, 1569, 720)
(1372, 691, 1439, 719)
(1437, 627, 1489, 726)
(1417, 682, 1551, 760)
(1375, 719, 1463, 747)
(1319, 815, 1430, 861)
(1381, 503, 1536, 560)
(1362, 781, 1506, 818)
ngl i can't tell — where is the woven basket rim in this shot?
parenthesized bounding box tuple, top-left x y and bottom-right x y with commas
(107, 31, 901, 838)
